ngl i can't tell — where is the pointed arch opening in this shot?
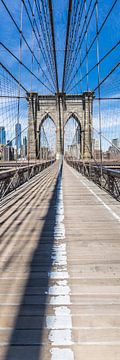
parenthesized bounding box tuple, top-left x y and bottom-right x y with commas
(64, 113, 82, 159)
(38, 114, 56, 160)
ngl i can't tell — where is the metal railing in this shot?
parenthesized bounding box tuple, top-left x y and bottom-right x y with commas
(66, 159, 120, 201)
(0, 159, 55, 199)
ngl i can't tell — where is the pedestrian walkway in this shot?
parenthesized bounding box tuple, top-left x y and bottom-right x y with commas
(0, 161, 120, 359)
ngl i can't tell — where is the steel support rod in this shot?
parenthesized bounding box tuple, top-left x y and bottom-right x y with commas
(62, 0, 72, 93)
(48, 0, 59, 93)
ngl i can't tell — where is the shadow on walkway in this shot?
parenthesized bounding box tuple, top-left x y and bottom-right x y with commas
(5, 164, 62, 360)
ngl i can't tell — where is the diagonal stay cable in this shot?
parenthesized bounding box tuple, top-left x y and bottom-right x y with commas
(0, 42, 55, 94)
(67, 40, 120, 93)
(48, 0, 59, 93)
(66, 0, 119, 91)
(26, 0, 57, 88)
(1, 0, 55, 91)
(62, 0, 73, 93)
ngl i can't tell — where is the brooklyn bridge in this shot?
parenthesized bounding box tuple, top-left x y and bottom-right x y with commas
(0, 0, 120, 359)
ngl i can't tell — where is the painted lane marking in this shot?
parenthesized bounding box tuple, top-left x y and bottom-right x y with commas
(50, 348, 74, 359)
(68, 165, 120, 223)
(46, 170, 74, 359)
(49, 295, 71, 305)
(48, 284, 70, 295)
(48, 271, 69, 279)
(49, 329, 73, 346)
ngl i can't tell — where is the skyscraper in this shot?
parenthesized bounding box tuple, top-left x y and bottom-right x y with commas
(15, 123, 21, 149)
(0, 126, 6, 145)
(23, 136, 27, 157)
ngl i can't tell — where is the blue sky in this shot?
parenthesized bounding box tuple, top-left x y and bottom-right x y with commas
(0, 0, 69, 93)
(1, 0, 119, 94)
(0, 0, 120, 150)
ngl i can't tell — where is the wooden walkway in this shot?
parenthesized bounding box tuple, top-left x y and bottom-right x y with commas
(0, 161, 120, 360)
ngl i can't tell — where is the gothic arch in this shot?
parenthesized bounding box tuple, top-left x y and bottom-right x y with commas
(28, 93, 93, 160)
(38, 113, 56, 131)
(38, 113, 56, 159)
(64, 112, 81, 130)
(64, 113, 82, 157)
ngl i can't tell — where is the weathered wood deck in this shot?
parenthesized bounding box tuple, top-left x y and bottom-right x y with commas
(0, 161, 120, 359)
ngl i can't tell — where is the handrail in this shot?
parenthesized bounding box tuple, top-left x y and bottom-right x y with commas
(66, 158, 120, 200)
(0, 160, 55, 199)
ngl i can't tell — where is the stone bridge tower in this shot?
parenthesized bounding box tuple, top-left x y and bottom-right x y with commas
(28, 91, 93, 160)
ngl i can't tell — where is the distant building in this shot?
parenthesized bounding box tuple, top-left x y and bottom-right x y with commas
(20, 137, 27, 159)
(67, 144, 80, 159)
(3, 146, 14, 161)
(23, 136, 27, 157)
(0, 126, 6, 145)
(7, 140, 12, 147)
(15, 123, 21, 149)
(93, 139, 100, 150)
(40, 146, 49, 160)
(109, 138, 120, 154)
(0, 144, 4, 160)
(112, 138, 120, 148)
(92, 139, 101, 160)
(92, 139, 95, 152)
(75, 127, 80, 144)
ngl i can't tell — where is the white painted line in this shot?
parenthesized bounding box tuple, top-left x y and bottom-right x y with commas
(48, 284, 70, 295)
(46, 169, 74, 359)
(50, 348, 74, 360)
(49, 295, 71, 305)
(49, 329, 73, 346)
(46, 314, 72, 329)
(48, 271, 69, 279)
(68, 165, 120, 223)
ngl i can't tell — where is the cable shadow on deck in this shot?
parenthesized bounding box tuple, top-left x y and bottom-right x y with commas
(4, 164, 62, 360)
(0, 172, 53, 267)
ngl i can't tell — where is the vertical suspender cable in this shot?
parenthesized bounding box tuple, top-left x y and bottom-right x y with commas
(48, 0, 59, 93)
(84, 0, 89, 91)
(62, 0, 73, 93)
(31, 0, 35, 92)
(17, 1, 23, 163)
(95, 0, 103, 182)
